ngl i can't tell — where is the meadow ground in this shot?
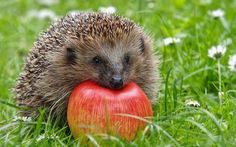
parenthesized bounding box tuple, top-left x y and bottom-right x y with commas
(1, 0, 236, 146)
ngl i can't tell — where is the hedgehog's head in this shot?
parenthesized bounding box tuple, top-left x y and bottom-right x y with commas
(49, 13, 153, 90)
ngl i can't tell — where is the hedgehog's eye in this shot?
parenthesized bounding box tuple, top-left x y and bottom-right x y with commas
(66, 47, 77, 65)
(124, 54, 130, 64)
(93, 56, 103, 64)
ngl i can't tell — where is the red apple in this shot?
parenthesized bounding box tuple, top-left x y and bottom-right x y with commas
(67, 80, 153, 141)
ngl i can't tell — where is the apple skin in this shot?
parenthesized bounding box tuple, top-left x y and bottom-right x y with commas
(67, 80, 153, 141)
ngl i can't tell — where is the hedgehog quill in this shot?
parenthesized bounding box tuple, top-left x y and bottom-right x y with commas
(14, 12, 160, 124)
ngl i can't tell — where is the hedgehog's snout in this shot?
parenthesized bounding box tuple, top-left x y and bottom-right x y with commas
(109, 75, 123, 89)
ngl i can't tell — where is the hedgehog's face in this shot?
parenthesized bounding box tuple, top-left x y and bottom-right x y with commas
(64, 31, 151, 89)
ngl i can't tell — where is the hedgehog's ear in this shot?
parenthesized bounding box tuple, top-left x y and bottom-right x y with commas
(66, 47, 77, 65)
(139, 37, 150, 55)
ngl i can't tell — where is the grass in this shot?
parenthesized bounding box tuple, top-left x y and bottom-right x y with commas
(1, 0, 236, 146)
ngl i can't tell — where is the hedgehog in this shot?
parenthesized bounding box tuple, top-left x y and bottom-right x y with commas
(14, 12, 160, 124)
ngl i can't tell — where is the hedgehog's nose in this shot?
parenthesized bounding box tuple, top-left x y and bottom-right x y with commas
(110, 75, 123, 89)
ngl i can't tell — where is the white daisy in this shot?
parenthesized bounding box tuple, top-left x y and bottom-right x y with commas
(208, 45, 227, 59)
(98, 6, 116, 14)
(185, 99, 200, 107)
(36, 0, 60, 6)
(208, 9, 225, 18)
(228, 54, 236, 71)
(163, 37, 181, 46)
(27, 9, 58, 21)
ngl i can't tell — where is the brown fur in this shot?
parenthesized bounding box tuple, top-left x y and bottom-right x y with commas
(14, 12, 160, 124)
